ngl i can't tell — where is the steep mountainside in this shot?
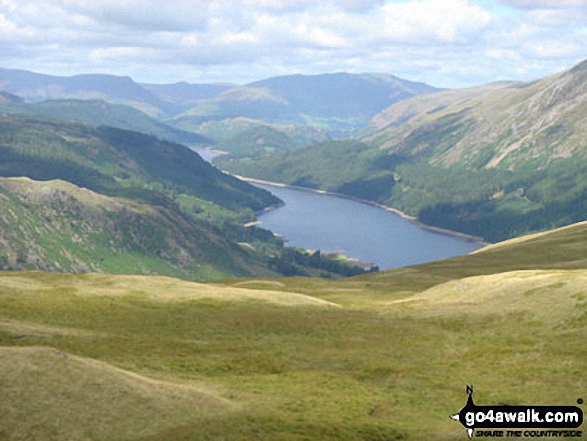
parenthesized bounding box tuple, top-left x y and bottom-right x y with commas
(218, 59, 587, 242)
(368, 59, 587, 169)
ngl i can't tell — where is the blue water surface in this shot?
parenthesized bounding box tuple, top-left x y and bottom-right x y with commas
(254, 183, 483, 270)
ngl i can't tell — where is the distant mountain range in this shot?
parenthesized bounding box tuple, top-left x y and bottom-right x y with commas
(0, 67, 441, 163)
(167, 73, 438, 132)
(218, 58, 587, 242)
(0, 67, 439, 132)
(0, 68, 171, 115)
(0, 98, 211, 145)
(0, 94, 214, 145)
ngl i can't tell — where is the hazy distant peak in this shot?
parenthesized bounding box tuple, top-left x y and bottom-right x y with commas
(0, 91, 23, 103)
(216, 86, 288, 103)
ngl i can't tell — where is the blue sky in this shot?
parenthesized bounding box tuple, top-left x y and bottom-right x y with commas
(0, 0, 585, 88)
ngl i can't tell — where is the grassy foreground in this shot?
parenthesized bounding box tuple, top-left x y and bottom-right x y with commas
(1, 222, 587, 440)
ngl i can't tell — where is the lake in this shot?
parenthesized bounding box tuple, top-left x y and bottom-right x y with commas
(253, 182, 483, 270)
(189, 146, 484, 270)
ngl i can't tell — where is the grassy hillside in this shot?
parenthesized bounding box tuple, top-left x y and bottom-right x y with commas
(219, 60, 587, 242)
(1, 221, 586, 440)
(0, 346, 235, 441)
(0, 177, 276, 279)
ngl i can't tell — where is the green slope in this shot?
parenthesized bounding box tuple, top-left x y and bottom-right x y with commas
(0, 177, 276, 279)
(1, 222, 586, 440)
(0, 346, 235, 441)
(197, 117, 329, 158)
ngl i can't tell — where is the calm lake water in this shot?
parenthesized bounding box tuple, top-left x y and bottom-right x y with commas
(190, 146, 484, 270)
(253, 183, 483, 270)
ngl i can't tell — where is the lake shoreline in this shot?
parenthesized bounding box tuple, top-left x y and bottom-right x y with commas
(190, 146, 488, 247)
(236, 175, 489, 247)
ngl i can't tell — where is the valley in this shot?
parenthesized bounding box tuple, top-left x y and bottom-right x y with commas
(0, 60, 586, 440)
(217, 60, 587, 242)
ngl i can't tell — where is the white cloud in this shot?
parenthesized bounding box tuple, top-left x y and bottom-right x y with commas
(498, 0, 587, 8)
(485, 48, 522, 60)
(377, 0, 492, 43)
(0, 11, 36, 42)
(523, 41, 580, 58)
(525, 7, 587, 25)
(90, 46, 144, 60)
(0, 0, 585, 88)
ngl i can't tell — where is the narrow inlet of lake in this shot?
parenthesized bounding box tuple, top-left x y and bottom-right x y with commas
(252, 182, 483, 270)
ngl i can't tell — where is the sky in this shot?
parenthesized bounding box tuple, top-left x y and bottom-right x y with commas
(0, 0, 586, 88)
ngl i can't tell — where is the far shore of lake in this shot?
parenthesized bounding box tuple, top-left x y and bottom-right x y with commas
(236, 175, 489, 247)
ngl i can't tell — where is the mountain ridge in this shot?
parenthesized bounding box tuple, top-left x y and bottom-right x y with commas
(368, 60, 587, 169)
(0, 97, 211, 145)
(0, 67, 440, 136)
